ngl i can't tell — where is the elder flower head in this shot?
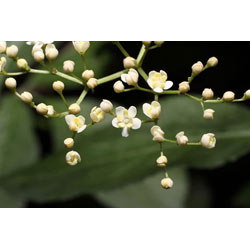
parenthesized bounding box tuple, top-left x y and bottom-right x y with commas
(143, 101, 161, 119)
(66, 151, 81, 166)
(121, 68, 139, 86)
(147, 70, 173, 93)
(65, 114, 87, 133)
(201, 133, 216, 149)
(72, 41, 90, 55)
(112, 106, 141, 137)
(151, 125, 165, 142)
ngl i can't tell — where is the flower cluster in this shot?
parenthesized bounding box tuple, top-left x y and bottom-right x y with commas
(1, 41, 250, 190)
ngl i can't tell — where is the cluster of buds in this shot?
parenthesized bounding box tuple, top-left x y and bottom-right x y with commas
(1, 41, 250, 192)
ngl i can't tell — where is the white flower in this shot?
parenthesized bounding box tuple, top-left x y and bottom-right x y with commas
(0, 57, 7, 72)
(203, 109, 215, 120)
(121, 68, 139, 86)
(65, 114, 87, 133)
(150, 125, 165, 142)
(66, 151, 81, 166)
(161, 177, 173, 189)
(90, 107, 106, 123)
(142, 101, 161, 119)
(112, 106, 141, 137)
(176, 131, 188, 145)
(72, 41, 90, 55)
(201, 133, 216, 149)
(156, 155, 168, 167)
(147, 70, 173, 93)
(0, 41, 7, 53)
(47, 105, 55, 117)
(45, 44, 58, 60)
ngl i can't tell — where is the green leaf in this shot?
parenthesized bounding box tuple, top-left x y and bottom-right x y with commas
(0, 188, 23, 208)
(96, 167, 189, 208)
(0, 97, 250, 202)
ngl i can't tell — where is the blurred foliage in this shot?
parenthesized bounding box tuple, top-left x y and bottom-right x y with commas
(0, 41, 250, 207)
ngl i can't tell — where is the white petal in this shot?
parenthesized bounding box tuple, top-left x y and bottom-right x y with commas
(122, 127, 129, 137)
(132, 118, 141, 129)
(142, 103, 151, 117)
(78, 115, 86, 124)
(116, 106, 125, 116)
(65, 114, 75, 126)
(128, 106, 137, 117)
(151, 101, 160, 108)
(164, 81, 173, 90)
(121, 74, 127, 83)
(160, 70, 167, 78)
(112, 118, 119, 128)
(154, 87, 163, 93)
(148, 71, 156, 78)
(77, 124, 86, 133)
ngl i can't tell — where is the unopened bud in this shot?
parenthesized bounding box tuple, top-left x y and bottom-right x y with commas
(203, 109, 215, 120)
(87, 78, 98, 89)
(45, 44, 58, 60)
(161, 177, 173, 189)
(154, 41, 165, 45)
(64, 138, 74, 149)
(0, 41, 7, 53)
(100, 99, 113, 113)
(123, 56, 136, 69)
(6, 45, 18, 58)
(47, 105, 55, 117)
(17, 58, 29, 70)
(178, 81, 190, 93)
(5, 77, 16, 90)
(68, 103, 81, 114)
(142, 41, 151, 46)
(33, 50, 45, 62)
(223, 91, 235, 102)
(113, 80, 124, 93)
(82, 69, 94, 81)
(63, 60, 75, 73)
(206, 57, 218, 67)
(156, 155, 168, 167)
(192, 61, 204, 75)
(244, 89, 250, 100)
(36, 103, 48, 115)
(52, 81, 64, 93)
(20, 91, 33, 104)
(202, 88, 214, 100)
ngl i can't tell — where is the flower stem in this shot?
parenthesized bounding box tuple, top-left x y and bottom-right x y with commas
(136, 44, 148, 67)
(97, 69, 128, 85)
(76, 88, 89, 105)
(113, 41, 130, 57)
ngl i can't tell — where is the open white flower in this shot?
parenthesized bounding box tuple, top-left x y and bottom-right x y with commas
(112, 106, 141, 137)
(65, 114, 87, 133)
(147, 70, 173, 93)
(176, 131, 188, 145)
(201, 133, 216, 149)
(72, 41, 90, 55)
(121, 68, 139, 86)
(142, 101, 161, 119)
(0, 57, 6, 72)
(66, 151, 81, 166)
(150, 125, 165, 142)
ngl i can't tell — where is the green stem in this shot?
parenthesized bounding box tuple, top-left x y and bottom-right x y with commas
(185, 93, 202, 102)
(123, 88, 137, 92)
(137, 67, 148, 82)
(136, 44, 148, 67)
(113, 42, 130, 57)
(76, 88, 89, 105)
(97, 69, 128, 85)
(1, 72, 27, 76)
(81, 55, 87, 71)
(142, 119, 154, 124)
(59, 92, 69, 108)
(148, 45, 160, 50)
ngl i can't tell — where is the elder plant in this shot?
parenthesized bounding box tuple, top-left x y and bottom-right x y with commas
(1, 41, 250, 190)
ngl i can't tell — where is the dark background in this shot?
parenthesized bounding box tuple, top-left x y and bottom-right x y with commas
(22, 42, 250, 208)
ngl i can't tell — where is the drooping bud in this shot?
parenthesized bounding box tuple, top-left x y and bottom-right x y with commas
(156, 155, 168, 167)
(203, 109, 215, 120)
(161, 177, 173, 189)
(64, 138, 74, 149)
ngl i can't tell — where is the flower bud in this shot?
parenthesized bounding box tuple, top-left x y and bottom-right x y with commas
(36, 103, 48, 115)
(223, 91, 235, 102)
(17, 58, 29, 70)
(151, 125, 165, 142)
(201, 133, 216, 149)
(82, 69, 94, 81)
(20, 91, 33, 104)
(47, 105, 55, 117)
(64, 138, 74, 149)
(0, 41, 7, 53)
(178, 81, 190, 93)
(63, 60, 75, 73)
(113, 80, 125, 93)
(192, 61, 203, 75)
(33, 50, 45, 62)
(87, 78, 98, 89)
(156, 155, 168, 167)
(203, 109, 215, 120)
(202, 88, 214, 100)
(123, 56, 136, 69)
(5, 77, 16, 90)
(244, 89, 250, 100)
(45, 44, 58, 60)
(6, 45, 18, 58)
(52, 81, 64, 93)
(68, 103, 81, 114)
(72, 41, 90, 55)
(176, 131, 188, 145)
(154, 41, 165, 45)
(206, 57, 218, 67)
(100, 99, 113, 113)
(142, 41, 151, 46)
(66, 150, 81, 166)
(161, 177, 173, 189)
(121, 68, 139, 86)
(90, 106, 105, 123)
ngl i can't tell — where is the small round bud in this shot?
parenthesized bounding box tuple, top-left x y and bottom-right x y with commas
(36, 103, 48, 115)
(156, 155, 168, 167)
(178, 81, 190, 94)
(0, 41, 7, 53)
(33, 50, 45, 62)
(161, 177, 173, 189)
(244, 89, 250, 100)
(113, 80, 125, 93)
(66, 150, 81, 166)
(192, 61, 204, 75)
(154, 41, 165, 45)
(100, 99, 113, 113)
(20, 91, 33, 104)
(68, 103, 81, 114)
(52, 81, 64, 93)
(206, 57, 218, 67)
(202, 88, 214, 100)
(17, 58, 29, 70)
(82, 69, 94, 81)
(87, 78, 98, 89)
(123, 56, 136, 69)
(64, 138, 74, 149)
(6, 45, 18, 58)
(203, 109, 215, 120)
(201, 133, 216, 149)
(47, 105, 55, 117)
(5, 77, 16, 90)
(45, 44, 58, 61)
(63, 60, 75, 73)
(223, 91, 235, 102)
(142, 41, 151, 46)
